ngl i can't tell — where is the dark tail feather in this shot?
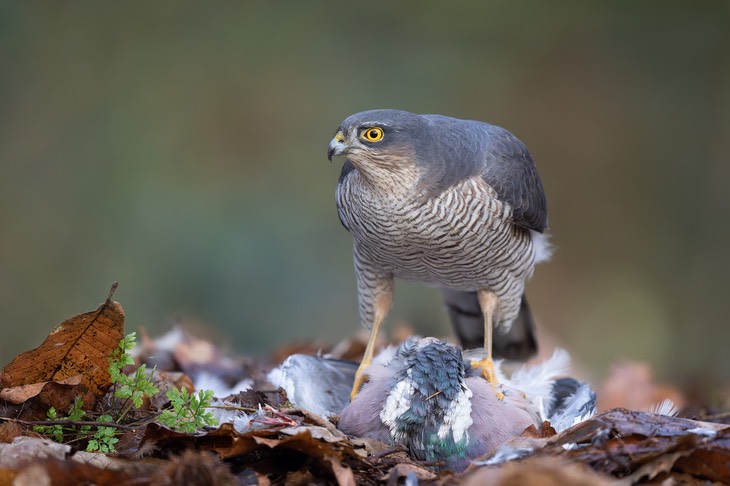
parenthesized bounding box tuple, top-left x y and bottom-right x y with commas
(440, 290, 538, 361)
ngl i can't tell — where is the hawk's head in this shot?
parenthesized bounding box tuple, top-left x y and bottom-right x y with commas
(327, 109, 428, 175)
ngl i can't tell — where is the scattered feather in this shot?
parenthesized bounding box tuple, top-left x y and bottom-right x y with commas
(647, 398, 679, 417)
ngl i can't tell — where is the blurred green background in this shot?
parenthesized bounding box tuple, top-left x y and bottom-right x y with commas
(1, 2, 728, 397)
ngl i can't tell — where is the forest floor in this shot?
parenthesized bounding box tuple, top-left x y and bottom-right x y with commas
(1, 289, 728, 485)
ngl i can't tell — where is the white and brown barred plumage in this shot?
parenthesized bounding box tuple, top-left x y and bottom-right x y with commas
(329, 109, 550, 362)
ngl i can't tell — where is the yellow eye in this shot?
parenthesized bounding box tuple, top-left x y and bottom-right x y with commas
(361, 127, 384, 142)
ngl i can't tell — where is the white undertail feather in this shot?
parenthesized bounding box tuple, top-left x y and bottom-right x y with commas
(530, 230, 553, 265)
(507, 348, 571, 420)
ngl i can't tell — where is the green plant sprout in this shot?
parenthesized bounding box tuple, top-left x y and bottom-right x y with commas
(158, 387, 218, 433)
(33, 332, 218, 452)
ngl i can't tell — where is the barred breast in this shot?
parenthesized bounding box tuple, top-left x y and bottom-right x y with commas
(337, 170, 538, 328)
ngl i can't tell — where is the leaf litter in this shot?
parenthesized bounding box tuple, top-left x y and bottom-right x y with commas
(0, 288, 729, 485)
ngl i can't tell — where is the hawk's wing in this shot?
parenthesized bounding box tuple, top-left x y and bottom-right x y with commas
(419, 116, 548, 233)
(476, 123, 547, 232)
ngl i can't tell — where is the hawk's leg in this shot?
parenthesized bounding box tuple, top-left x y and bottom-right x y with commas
(471, 289, 505, 400)
(350, 287, 393, 401)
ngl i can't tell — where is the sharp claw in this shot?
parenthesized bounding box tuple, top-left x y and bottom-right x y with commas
(350, 369, 368, 401)
(350, 380, 361, 402)
(351, 356, 372, 401)
(471, 358, 505, 400)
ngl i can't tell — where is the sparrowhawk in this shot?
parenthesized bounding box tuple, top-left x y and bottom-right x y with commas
(327, 109, 550, 399)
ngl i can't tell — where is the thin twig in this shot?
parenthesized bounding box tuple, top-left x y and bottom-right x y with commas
(371, 445, 408, 459)
(699, 410, 730, 422)
(207, 404, 259, 413)
(0, 416, 137, 431)
(106, 281, 119, 302)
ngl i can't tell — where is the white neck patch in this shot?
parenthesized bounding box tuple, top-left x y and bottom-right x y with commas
(380, 370, 416, 441)
(437, 385, 473, 443)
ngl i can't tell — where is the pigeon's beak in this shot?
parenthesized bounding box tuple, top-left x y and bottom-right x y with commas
(327, 130, 347, 161)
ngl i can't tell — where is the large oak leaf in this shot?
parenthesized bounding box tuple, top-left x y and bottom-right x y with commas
(0, 294, 125, 401)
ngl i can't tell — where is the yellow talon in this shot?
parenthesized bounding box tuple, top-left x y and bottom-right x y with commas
(350, 368, 369, 401)
(471, 358, 505, 400)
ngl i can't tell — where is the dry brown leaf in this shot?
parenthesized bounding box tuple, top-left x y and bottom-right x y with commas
(673, 433, 730, 483)
(146, 371, 194, 411)
(0, 291, 124, 400)
(0, 422, 24, 444)
(11, 458, 133, 486)
(330, 459, 357, 486)
(280, 425, 344, 443)
(536, 409, 730, 482)
(382, 463, 438, 484)
(135, 423, 359, 485)
(0, 437, 70, 467)
(150, 450, 237, 486)
(0, 375, 82, 405)
(462, 456, 613, 486)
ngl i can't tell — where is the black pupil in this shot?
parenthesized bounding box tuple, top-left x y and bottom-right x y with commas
(369, 129, 378, 139)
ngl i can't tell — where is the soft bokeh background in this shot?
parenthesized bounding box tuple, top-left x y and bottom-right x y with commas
(1, 2, 728, 398)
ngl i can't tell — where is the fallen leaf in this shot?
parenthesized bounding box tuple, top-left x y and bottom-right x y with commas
(620, 449, 694, 484)
(538, 409, 730, 481)
(0, 291, 124, 401)
(0, 375, 82, 405)
(382, 462, 438, 483)
(265, 433, 356, 486)
(462, 456, 612, 486)
(674, 432, 730, 483)
(0, 421, 24, 444)
(280, 425, 344, 443)
(11, 457, 133, 486)
(133, 423, 360, 485)
(330, 458, 356, 486)
(0, 437, 70, 467)
(149, 450, 237, 486)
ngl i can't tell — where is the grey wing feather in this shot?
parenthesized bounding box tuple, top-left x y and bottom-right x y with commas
(419, 116, 548, 233)
(546, 378, 597, 432)
(478, 124, 547, 232)
(268, 354, 357, 417)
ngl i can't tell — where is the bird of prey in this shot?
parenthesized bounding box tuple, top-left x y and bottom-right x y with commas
(327, 109, 550, 400)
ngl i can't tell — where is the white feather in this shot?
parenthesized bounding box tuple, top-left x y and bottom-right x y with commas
(372, 344, 399, 366)
(380, 370, 416, 441)
(437, 386, 473, 442)
(506, 348, 571, 420)
(530, 230, 553, 264)
(648, 399, 679, 417)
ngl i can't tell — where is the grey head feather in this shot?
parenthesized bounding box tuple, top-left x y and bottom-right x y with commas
(334, 109, 547, 232)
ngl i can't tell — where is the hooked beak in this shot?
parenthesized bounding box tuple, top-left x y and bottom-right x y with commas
(327, 130, 347, 161)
